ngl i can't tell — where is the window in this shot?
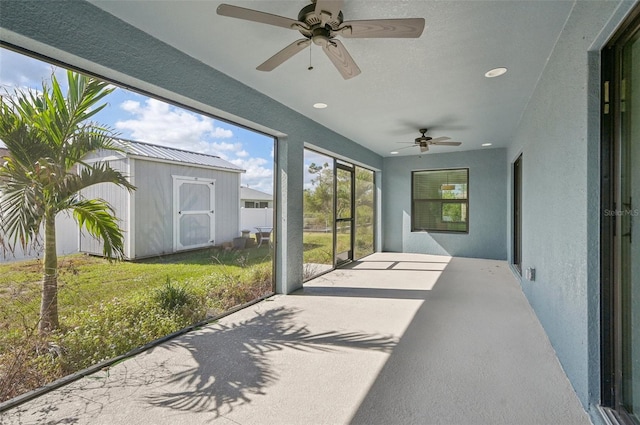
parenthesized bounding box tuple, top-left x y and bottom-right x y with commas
(412, 168, 469, 233)
(244, 201, 269, 208)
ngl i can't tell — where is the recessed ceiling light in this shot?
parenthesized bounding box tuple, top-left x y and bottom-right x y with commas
(484, 67, 507, 78)
(482, 143, 493, 147)
(390, 151, 399, 155)
(313, 102, 328, 109)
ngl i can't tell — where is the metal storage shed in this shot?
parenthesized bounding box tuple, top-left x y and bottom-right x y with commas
(80, 139, 245, 259)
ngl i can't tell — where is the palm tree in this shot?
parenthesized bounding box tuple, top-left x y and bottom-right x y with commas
(0, 70, 135, 335)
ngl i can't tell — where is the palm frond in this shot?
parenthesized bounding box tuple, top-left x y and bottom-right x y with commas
(61, 127, 123, 170)
(57, 161, 135, 202)
(62, 71, 115, 134)
(0, 162, 45, 251)
(70, 198, 126, 260)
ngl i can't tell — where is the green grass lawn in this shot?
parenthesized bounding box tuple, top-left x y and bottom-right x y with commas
(0, 246, 272, 337)
(0, 246, 274, 402)
(303, 230, 374, 265)
(303, 232, 334, 265)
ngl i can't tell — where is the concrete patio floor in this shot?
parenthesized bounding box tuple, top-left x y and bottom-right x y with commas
(1, 253, 590, 425)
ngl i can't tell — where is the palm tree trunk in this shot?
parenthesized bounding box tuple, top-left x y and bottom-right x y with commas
(39, 210, 59, 334)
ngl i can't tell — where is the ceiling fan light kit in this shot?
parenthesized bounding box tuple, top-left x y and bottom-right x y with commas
(217, 1, 425, 79)
(396, 128, 462, 155)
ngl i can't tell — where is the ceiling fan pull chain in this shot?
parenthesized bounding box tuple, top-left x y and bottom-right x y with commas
(308, 44, 314, 71)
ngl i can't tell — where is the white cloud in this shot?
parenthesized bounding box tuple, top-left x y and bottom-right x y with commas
(211, 127, 233, 138)
(0, 49, 64, 91)
(114, 96, 273, 192)
(120, 100, 140, 113)
(211, 142, 242, 152)
(230, 157, 273, 194)
(115, 98, 233, 155)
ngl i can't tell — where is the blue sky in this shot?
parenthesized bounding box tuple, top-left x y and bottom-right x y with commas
(0, 47, 275, 194)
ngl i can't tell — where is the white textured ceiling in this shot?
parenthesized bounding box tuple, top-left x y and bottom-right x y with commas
(90, 0, 574, 157)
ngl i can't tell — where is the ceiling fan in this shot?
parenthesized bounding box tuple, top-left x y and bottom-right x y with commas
(397, 129, 462, 153)
(216, 1, 425, 79)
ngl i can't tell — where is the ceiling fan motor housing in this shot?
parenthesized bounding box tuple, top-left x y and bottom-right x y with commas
(415, 128, 432, 144)
(298, 3, 343, 30)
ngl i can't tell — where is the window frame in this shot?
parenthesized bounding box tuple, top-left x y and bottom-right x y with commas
(411, 168, 469, 234)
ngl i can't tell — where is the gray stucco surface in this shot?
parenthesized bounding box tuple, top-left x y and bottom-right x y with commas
(506, 0, 636, 417)
(0, 0, 382, 294)
(382, 148, 507, 260)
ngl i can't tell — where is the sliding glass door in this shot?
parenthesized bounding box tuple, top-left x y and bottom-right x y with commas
(618, 24, 640, 423)
(602, 9, 640, 424)
(335, 163, 354, 264)
(303, 149, 376, 280)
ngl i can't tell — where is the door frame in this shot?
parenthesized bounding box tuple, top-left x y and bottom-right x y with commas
(172, 175, 216, 251)
(334, 161, 355, 266)
(601, 6, 640, 423)
(513, 154, 523, 274)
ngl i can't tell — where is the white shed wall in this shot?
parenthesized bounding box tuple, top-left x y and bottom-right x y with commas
(0, 212, 78, 263)
(133, 159, 241, 258)
(79, 158, 131, 257)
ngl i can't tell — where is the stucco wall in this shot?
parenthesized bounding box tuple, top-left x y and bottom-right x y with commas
(382, 148, 507, 260)
(505, 0, 635, 415)
(0, 1, 383, 294)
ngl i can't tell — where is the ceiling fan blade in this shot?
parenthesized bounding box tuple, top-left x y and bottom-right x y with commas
(315, 0, 344, 26)
(322, 39, 361, 80)
(397, 145, 418, 150)
(420, 145, 429, 153)
(431, 141, 462, 146)
(429, 137, 451, 143)
(257, 39, 311, 71)
(217, 4, 307, 31)
(338, 18, 425, 38)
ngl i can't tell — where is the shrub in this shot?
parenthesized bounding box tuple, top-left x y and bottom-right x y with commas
(57, 295, 193, 371)
(155, 277, 193, 311)
(0, 331, 64, 402)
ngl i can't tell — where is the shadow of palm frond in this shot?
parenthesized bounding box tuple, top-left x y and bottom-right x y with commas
(145, 306, 397, 417)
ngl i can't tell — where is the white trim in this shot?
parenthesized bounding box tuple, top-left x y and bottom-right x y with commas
(129, 154, 244, 173)
(82, 153, 126, 163)
(127, 158, 136, 259)
(597, 405, 621, 425)
(172, 175, 216, 251)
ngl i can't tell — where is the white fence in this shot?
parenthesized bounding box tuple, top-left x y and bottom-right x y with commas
(0, 213, 79, 263)
(241, 208, 273, 233)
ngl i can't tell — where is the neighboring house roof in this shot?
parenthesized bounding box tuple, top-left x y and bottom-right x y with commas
(115, 139, 245, 173)
(241, 187, 272, 201)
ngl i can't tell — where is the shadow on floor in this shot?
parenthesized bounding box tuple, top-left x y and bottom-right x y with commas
(145, 306, 397, 417)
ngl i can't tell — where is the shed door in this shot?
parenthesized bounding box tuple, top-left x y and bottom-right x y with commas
(173, 176, 215, 251)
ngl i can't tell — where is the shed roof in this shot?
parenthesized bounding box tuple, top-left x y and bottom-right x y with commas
(241, 187, 272, 201)
(115, 139, 245, 173)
